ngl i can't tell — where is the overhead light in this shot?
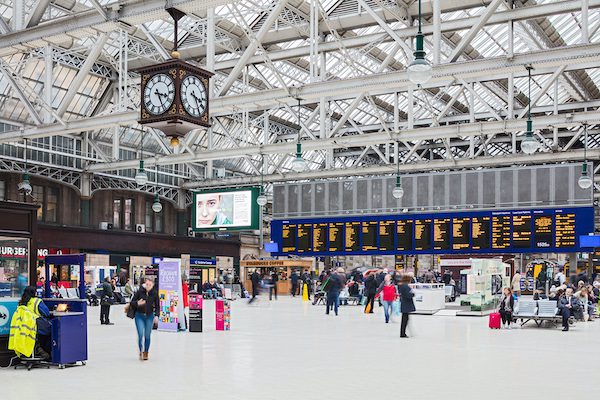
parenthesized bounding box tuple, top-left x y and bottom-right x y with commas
(407, 0, 431, 85)
(169, 136, 180, 147)
(135, 160, 148, 186)
(392, 142, 404, 199)
(257, 192, 268, 206)
(579, 123, 592, 189)
(152, 193, 162, 213)
(291, 142, 307, 173)
(521, 65, 539, 155)
(18, 172, 32, 195)
(578, 164, 593, 189)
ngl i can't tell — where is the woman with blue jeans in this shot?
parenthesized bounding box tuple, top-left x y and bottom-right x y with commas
(377, 274, 397, 323)
(131, 277, 159, 360)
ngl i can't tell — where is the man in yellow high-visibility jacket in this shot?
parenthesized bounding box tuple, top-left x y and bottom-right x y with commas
(9, 286, 51, 360)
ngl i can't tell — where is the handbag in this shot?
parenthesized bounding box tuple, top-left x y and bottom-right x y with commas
(124, 302, 136, 319)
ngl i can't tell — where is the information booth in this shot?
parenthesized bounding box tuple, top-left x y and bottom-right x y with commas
(242, 259, 313, 295)
(43, 254, 88, 368)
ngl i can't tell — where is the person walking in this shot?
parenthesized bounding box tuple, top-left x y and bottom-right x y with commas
(363, 272, 378, 313)
(498, 287, 515, 329)
(249, 270, 260, 304)
(398, 275, 415, 338)
(301, 270, 312, 300)
(100, 277, 114, 325)
(290, 270, 299, 297)
(181, 278, 189, 331)
(269, 269, 278, 300)
(130, 277, 159, 360)
(325, 268, 346, 316)
(511, 271, 522, 298)
(377, 274, 397, 323)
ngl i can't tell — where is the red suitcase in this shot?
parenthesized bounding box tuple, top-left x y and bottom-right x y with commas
(489, 312, 501, 329)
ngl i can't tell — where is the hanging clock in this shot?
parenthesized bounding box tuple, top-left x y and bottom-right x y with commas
(135, 59, 213, 145)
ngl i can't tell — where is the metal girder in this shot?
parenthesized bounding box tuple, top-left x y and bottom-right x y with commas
(0, 62, 43, 125)
(26, 0, 51, 28)
(86, 110, 600, 172)
(56, 34, 109, 118)
(183, 148, 600, 188)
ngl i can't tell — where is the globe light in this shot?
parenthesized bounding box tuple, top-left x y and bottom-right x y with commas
(407, 57, 432, 85)
(135, 160, 148, 186)
(578, 164, 593, 189)
(17, 172, 32, 194)
(152, 194, 162, 213)
(407, 33, 431, 85)
(521, 132, 539, 155)
(256, 193, 268, 206)
(392, 176, 404, 199)
(291, 143, 307, 172)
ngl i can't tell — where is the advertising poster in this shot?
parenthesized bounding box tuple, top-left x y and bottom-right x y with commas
(215, 299, 231, 331)
(158, 260, 182, 332)
(192, 188, 259, 232)
(188, 293, 203, 332)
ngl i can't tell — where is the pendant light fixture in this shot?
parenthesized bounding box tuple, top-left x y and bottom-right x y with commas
(135, 130, 149, 186)
(521, 65, 539, 155)
(17, 138, 32, 196)
(578, 123, 593, 189)
(392, 141, 404, 199)
(291, 98, 307, 173)
(152, 163, 162, 213)
(407, 0, 432, 86)
(256, 153, 268, 206)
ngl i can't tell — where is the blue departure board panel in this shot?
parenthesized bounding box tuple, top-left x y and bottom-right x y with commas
(271, 207, 594, 256)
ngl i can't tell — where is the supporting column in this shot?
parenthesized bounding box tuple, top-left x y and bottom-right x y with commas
(568, 253, 578, 281)
(582, 0, 589, 44)
(176, 189, 188, 236)
(432, 0, 441, 65)
(80, 173, 92, 227)
(407, 88, 414, 129)
(553, 80, 559, 148)
(507, 0, 514, 59)
(44, 45, 53, 123)
(206, 8, 215, 179)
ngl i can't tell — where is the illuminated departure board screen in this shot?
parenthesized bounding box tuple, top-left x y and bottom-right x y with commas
(313, 223, 327, 253)
(328, 222, 344, 252)
(512, 214, 532, 248)
(534, 215, 553, 248)
(453, 217, 471, 250)
(492, 215, 511, 249)
(472, 217, 490, 250)
(397, 220, 413, 251)
(362, 221, 378, 251)
(433, 218, 451, 250)
(271, 207, 593, 256)
(555, 213, 576, 248)
(415, 219, 432, 251)
(282, 224, 296, 252)
(297, 223, 312, 253)
(379, 221, 395, 251)
(345, 222, 360, 252)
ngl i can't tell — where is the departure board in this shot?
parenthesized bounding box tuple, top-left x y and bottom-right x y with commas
(379, 220, 395, 251)
(282, 224, 296, 252)
(492, 215, 511, 249)
(453, 217, 471, 250)
(397, 220, 413, 251)
(534, 215, 553, 248)
(313, 223, 327, 252)
(272, 206, 593, 256)
(472, 217, 490, 250)
(362, 221, 378, 251)
(512, 215, 532, 248)
(345, 221, 360, 252)
(433, 218, 451, 250)
(297, 223, 312, 253)
(555, 213, 576, 248)
(328, 222, 344, 252)
(415, 219, 432, 251)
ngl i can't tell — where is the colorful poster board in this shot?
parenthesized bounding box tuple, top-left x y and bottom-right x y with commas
(158, 260, 182, 332)
(215, 299, 231, 331)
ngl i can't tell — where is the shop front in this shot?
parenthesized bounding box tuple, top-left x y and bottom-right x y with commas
(241, 259, 313, 295)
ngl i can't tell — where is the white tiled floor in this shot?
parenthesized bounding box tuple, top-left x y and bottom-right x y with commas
(2, 296, 599, 399)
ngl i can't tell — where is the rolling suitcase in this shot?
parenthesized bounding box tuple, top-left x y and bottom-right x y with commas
(489, 312, 501, 329)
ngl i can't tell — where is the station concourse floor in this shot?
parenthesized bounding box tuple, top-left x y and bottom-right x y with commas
(3, 296, 599, 399)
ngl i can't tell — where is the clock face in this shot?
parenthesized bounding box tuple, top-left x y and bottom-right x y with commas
(181, 75, 207, 118)
(143, 73, 175, 115)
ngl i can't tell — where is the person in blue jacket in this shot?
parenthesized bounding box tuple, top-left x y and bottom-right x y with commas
(398, 275, 416, 338)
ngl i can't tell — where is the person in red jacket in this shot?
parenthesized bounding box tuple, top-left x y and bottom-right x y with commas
(182, 278, 189, 331)
(376, 274, 397, 323)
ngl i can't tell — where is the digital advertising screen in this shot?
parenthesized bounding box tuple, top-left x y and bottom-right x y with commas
(192, 187, 260, 232)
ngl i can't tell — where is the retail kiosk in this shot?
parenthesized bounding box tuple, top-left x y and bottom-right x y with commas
(242, 259, 313, 295)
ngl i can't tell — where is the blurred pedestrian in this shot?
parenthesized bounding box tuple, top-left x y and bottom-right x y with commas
(398, 275, 415, 338)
